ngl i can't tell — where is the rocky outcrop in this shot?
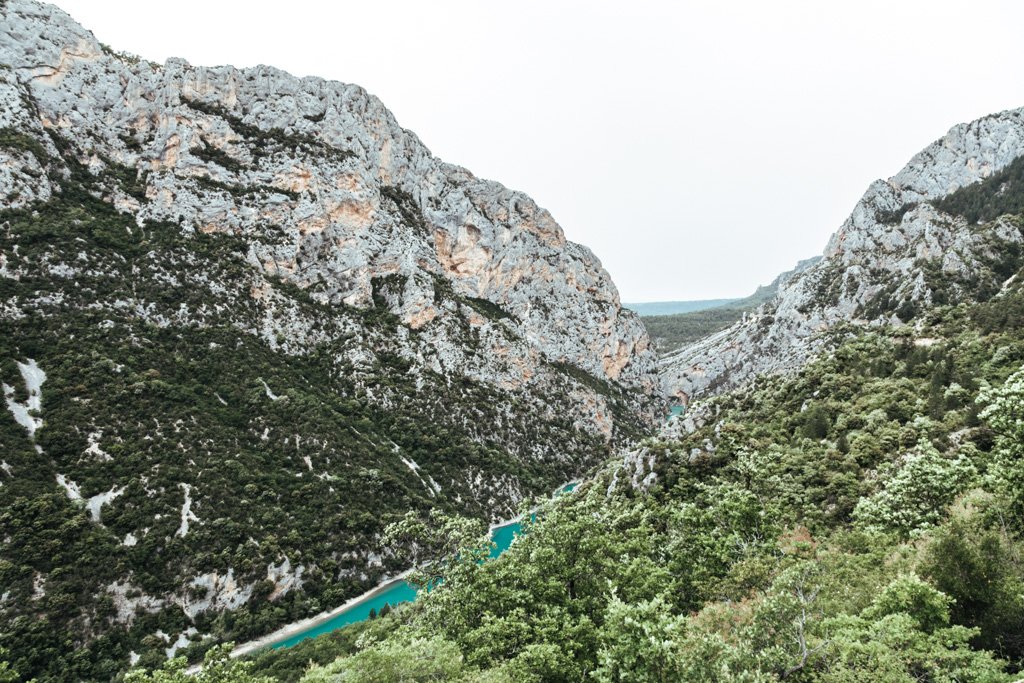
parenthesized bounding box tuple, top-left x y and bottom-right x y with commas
(661, 107, 1024, 402)
(0, 0, 655, 394)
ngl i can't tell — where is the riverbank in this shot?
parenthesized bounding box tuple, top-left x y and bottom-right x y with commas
(218, 480, 579, 661)
(226, 569, 412, 659)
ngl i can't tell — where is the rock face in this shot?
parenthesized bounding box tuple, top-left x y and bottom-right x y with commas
(0, 1, 659, 676)
(661, 107, 1024, 402)
(0, 0, 654, 393)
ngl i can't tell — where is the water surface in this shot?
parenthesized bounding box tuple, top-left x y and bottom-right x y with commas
(272, 482, 577, 648)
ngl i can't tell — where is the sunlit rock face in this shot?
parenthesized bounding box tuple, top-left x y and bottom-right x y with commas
(0, 0, 656, 397)
(661, 108, 1024, 402)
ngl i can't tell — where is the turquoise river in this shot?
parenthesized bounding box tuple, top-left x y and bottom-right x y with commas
(271, 482, 578, 649)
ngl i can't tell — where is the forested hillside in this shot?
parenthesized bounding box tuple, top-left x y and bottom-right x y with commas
(640, 305, 747, 354)
(201, 273, 1024, 682)
(5, 2, 1024, 682)
(0, 116, 654, 682)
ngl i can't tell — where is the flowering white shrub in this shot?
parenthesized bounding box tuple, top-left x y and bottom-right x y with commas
(853, 440, 976, 536)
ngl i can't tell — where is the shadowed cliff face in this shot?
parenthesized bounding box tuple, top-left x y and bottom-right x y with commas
(0, 1, 661, 676)
(661, 108, 1024, 403)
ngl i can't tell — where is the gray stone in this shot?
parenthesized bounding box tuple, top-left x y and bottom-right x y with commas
(0, 0, 658, 405)
(661, 107, 1024, 403)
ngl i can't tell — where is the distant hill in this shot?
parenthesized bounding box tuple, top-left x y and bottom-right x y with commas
(623, 299, 737, 317)
(639, 257, 821, 355)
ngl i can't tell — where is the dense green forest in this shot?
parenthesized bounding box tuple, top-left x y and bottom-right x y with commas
(124, 267, 1024, 682)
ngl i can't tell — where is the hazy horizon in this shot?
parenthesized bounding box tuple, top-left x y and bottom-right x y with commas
(54, 0, 1024, 301)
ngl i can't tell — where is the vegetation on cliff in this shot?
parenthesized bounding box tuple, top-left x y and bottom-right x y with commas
(226, 273, 1024, 682)
(0, 122, 648, 681)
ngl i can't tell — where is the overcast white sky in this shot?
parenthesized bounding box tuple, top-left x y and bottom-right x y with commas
(56, 0, 1024, 302)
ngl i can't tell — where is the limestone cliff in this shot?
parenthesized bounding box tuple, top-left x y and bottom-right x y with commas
(0, 0, 655, 393)
(0, 1, 658, 676)
(661, 108, 1024, 402)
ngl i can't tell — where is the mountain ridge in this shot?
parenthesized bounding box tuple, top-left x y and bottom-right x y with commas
(660, 106, 1024, 402)
(2, 0, 657, 389)
(638, 257, 821, 355)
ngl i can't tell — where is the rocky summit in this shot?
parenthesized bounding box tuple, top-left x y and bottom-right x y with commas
(661, 107, 1024, 403)
(1, 0, 656, 392)
(0, 0, 659, 677)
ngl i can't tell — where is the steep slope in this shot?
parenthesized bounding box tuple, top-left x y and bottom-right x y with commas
(246, 282, 1024, 682)
(0, 1, 658, 678)
(640, 256, 820, 355)
(661, 109, 1024, 402)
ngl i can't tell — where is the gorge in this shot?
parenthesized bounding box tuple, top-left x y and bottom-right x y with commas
(3, 1, 1024, 681)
